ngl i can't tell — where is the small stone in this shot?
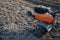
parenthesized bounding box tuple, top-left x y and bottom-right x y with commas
(0, 21, 4, 26)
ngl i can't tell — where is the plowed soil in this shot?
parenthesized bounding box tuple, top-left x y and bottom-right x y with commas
(0, 0, 60, 40)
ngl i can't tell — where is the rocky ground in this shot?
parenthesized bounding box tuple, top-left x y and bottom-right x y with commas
(0, 0, 60, 40)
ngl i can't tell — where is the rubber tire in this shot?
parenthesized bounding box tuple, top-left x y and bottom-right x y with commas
(27, 11, 33, 16)
(32, 26, 47, 37)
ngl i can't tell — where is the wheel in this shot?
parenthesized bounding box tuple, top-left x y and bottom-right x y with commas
(32, 26, 47, 37)
(27, 11, 33, 16)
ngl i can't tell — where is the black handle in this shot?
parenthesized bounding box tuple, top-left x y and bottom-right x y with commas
(50, 10, 60, 17)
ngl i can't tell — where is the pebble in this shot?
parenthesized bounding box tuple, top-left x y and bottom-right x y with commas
(0, 21, 4, 26)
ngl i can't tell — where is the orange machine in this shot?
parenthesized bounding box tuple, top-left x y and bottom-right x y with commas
(35, 13, 54, 23)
